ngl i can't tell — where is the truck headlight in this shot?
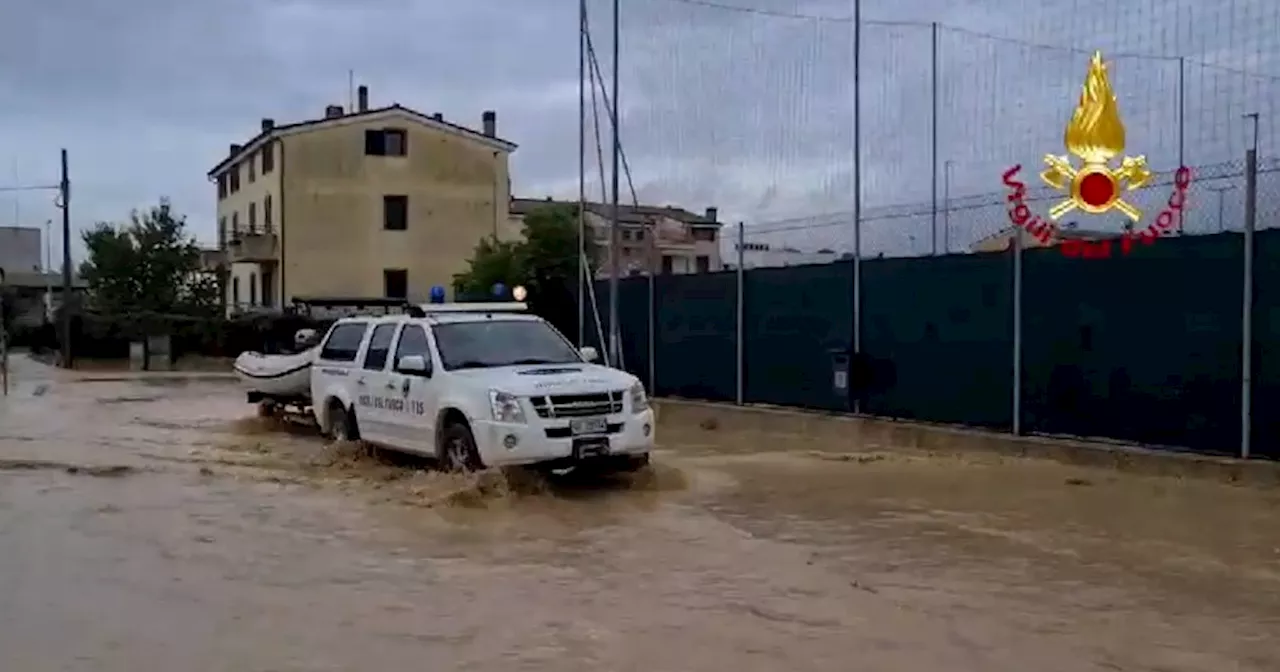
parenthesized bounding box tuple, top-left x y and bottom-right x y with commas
(629, 382, 649, 412)
(488, 390, 526, 423)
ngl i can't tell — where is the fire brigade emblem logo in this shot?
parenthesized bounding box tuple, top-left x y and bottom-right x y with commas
(1040, 51, 1153, 221)
(1001, 50, 1194, 259)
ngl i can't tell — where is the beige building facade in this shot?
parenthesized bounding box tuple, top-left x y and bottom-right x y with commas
(208, 86, 516, 314)
(508, 198, 724, 276)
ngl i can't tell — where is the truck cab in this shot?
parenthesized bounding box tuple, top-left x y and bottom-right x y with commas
(309, 302, 654, 473)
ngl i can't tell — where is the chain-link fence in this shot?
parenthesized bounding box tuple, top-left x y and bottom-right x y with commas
(579, 0, 1280, 251)
(576, 0, 1280, 459)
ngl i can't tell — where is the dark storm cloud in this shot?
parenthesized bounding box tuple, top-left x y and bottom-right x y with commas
(0, 0, 1276, 262)
(0, 0, 583, 256)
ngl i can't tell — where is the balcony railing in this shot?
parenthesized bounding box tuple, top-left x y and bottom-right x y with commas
(225, 228, 279, 263)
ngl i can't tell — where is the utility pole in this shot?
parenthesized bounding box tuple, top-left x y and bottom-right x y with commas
(0, 152, 68, 370)
(60, 149, 72, 369)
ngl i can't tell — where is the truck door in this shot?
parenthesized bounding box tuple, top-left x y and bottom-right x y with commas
(311, 321, 369, 431)
(354, 322, 400, 445)
(385, 323, 438, 455)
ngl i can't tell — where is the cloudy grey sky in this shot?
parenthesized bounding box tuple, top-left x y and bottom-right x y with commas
(1, 0, 1277, 264)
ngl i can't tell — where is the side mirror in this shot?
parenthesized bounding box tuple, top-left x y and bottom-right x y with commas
(396, 354, 431, 375)
(580, 346, 599, 362)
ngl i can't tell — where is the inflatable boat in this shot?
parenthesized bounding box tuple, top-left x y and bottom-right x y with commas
(233, 348, 316, 398)
(232, 329, 320, 400)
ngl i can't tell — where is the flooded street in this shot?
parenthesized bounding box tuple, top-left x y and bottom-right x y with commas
(1, 356, 1277, 671)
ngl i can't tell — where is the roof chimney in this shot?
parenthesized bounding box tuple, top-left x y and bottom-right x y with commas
(229, 143, 242, 156)
(482, 110, 496, 137)
(324, 104, 343, 119)
(356, 85, 368, 112)
(705, 206, 718, 222)
(260, 118, 274, 132)
(432, 112, 443, 121)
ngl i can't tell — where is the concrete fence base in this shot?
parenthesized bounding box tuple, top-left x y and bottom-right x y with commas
(653, 398, 1280, 486)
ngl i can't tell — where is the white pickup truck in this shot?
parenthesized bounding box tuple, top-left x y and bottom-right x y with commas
(308, 302, 654, 473)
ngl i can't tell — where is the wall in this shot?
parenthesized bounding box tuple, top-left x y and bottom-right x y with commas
(227, 262, 262, 310)
(585, 230, 1280, 460)
(281, 115, 510, 301)
(216, 139, 282, 310)
(0, 227, 42, 275)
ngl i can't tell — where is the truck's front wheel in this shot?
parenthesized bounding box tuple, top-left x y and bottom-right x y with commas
(439, 422, 483, 472)
(329, 401, 360, 441)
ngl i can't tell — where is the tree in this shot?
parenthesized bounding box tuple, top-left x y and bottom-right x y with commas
(453, 204, 593, 300)
(521, 204, 591, 302)
(79, 199, 219, 319)
(451, 236, 523, 298)
(452, 204, 593, 337)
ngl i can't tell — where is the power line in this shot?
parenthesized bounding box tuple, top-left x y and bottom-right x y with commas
(746, 161, 1277, 234)
(0, 184, 59, 193)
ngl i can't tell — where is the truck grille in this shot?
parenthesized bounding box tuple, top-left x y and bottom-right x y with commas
(530, 391, 623, 418)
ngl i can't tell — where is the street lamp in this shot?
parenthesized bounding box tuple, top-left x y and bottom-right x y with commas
(1208, 184, 1237, 232)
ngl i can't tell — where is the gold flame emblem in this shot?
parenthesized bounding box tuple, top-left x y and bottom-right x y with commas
(1040, 51, 1151, 221)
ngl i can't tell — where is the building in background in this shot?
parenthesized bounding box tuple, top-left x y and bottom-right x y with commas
(0, 226, 84, 328)
(206, 85, 517, 315)
(969, 223, 1126, 253)
(508, 198, 723, 276)
(0, 226, 41, 275)
(722, 241, 839, 269)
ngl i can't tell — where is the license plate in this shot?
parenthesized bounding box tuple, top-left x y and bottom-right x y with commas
(574, 438, 609, 458)
(569, 416, 608, 436)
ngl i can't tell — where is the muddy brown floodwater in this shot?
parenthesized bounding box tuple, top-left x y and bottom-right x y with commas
(1, 355, 1278, 671)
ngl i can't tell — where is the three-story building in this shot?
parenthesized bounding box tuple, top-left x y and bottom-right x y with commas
(208, 85, 517, 313)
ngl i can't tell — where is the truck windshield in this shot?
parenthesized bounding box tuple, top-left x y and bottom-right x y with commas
(432, 319, 583, 371)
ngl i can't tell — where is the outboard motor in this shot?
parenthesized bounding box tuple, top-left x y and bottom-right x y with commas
(294, 328, 319, 350)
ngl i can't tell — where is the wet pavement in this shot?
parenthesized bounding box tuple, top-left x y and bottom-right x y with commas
(1, 355, 1277, 671)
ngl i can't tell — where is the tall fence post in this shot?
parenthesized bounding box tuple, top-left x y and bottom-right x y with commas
(735, 222, 745, 405)
(576, 0, 587, 347)
(1241, 113, 1259, 459)
(943, 160, 953, 253)
(850, 0, 863, 414)
(1177, 57, 1186, 235)
(1012, 222, 1023, 436)
(647, 244, 656, 395)
(930, 21, 939, 256)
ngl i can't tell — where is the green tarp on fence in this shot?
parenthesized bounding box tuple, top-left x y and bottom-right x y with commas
(586, 229, 1280, 459)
